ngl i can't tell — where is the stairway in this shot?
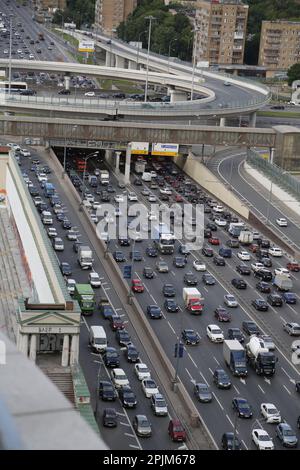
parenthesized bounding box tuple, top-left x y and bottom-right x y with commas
(43, 369, 75, 405)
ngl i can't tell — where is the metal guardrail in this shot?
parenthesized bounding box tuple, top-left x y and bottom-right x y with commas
(246, 149, 300, 203)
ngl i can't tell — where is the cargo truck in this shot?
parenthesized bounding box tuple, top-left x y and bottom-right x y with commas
(273, 274, 293, 292)
(77, 245, 93, 269)
(223, 339, 247, 377)
(135, 160, 146, 174)
(74, 284, 95, 315)
(153, 223, 175, 254)
(88, 175, 98, 187)
(228, 222, 245, 238)
(246, 336, 277, 376)
(183, 287, 204, 314)
(239, 230, 253, 245)
(100, 170, 109, 185)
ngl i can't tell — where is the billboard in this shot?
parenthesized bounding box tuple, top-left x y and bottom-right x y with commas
(131, 142, 149, 155)
(151, 143, 179, 157)
(78, 40, 95, 52)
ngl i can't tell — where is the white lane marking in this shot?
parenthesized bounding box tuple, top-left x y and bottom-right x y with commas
(242, 440, 248, 450)
(150, 294, 156, 303)
(188, 353, 198, 369)
(213, 356, 220, 365)
(167, 321, 176, 335)
(287, 304, 299, 315)
(233, 385, 240, 394)
(185, 367, 194, 381)
(212, 392, 224, 411)
(258, 385, 265, 394)
(129, 445, 140, 449)
(283, 385, 291, 395)
(81, 316, 90, 332)
(203, 286, 208, 293)
(208, 368, 213, 375)
(281, 367, 295, 382)
(120, 422, 131, 427)
(124, 433, 136, 438)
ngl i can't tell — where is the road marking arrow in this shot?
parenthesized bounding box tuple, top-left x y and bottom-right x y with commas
(240, 378, 246, 385)
(264, 377, 271, 385)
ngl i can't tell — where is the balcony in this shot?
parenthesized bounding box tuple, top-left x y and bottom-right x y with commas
(234, 32, 244, 40)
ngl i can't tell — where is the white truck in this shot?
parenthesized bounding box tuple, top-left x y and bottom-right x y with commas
(246, 336, 276, 376)
(135, 160, 146, 174)
(183, 287, 204, 314)
(78, 245, 93, 269)
(273, 274, 293, 292)
(41, 210, 53, 225)
(228, 222, 245, 238)
(100, 170, 109, 185)
(142, 172, 152, 182)
(238, 230, 253, 245)
(223, 340, 247, 377)
(88, 174, 98, 187)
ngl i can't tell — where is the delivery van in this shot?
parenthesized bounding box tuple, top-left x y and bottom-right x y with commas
(89, 325, 107, 353)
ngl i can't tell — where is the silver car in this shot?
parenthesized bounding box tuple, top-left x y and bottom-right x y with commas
(133, 414, 152, 437)
(283, 322, 300, 336)
(224, 294, 238, 308)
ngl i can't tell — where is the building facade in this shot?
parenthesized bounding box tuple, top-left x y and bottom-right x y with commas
(258, 21, 300, 71)
(95, 0, 137, 36)
(194, 0, 248, 65)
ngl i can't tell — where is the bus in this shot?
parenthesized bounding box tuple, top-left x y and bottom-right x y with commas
(0, 81, 28, 93)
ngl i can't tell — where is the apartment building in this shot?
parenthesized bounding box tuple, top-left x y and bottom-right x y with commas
(194, 0, 248, 65)
(95, 0, 137, 36)
(259, 21, 300, 71)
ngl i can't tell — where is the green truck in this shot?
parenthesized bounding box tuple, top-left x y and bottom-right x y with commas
(74, 284, 95, 315)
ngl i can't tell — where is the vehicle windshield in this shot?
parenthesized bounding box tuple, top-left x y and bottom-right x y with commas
(173, 426, 184, 432)
(147, 382, 156, 388)
(267, 408, 278, 415)
(95, 338, 106, 345)
(283, 429, 295, 436)
(107, 351, 118, 358)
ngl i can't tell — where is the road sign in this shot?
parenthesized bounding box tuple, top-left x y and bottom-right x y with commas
(123, 265, 132, 279)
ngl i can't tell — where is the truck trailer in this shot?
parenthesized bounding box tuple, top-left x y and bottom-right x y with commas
(183, 287, 204, 314)
(246, 336, 277, 376)
(77, 245, 93, 269)
(223, 340, 247, 377)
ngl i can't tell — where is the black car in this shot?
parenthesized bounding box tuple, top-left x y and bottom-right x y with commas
(99, 380, 117, 401)
(118, 386, 137, 408)
(242, 321, 260, 335)
(259, 239, 270, 249)
(29, 186, 39, 196)
(256, 249, 269, 260)
(202, 273, 216, 285)
(202, 246, 214, 257)
(146, 246, 158, 257)
(267, 293, 283, 307)
(103, 408, 118, 427)
(194, 383, 213, 403)
(162, 283, 176, 297)
(173, 256, 186, 268)
(101, 192, 111, 202)
(130, 250, 142, 261)
(60, 262, 72, 276)
(164, 299, 179, 312)
(56, 212, 65, 222)
(179, 245, 190, 256)
(103, 347, 120, 368)
(231, 278, 247, 289)
(213, 256, 225, 266)
(262, 258, 272, 268)
(118, 237, 130, 246)
(58, 89, 71, 95)
(296, 382, 300, 393)
(254, 269, 273, 282)
(256, 281, 271, 293)
(115, 329, 131, 346)
(125, 343, 139, 363)
(227, 328, 244, 343)
(206, 222, 217, 231)
(232, 397, 253, 419)
(213, 369, 231, 389)
(252, 298, 269, 311)
(133, 178, 142, 186)
(62, 219, 72, 230)
(203, 228, 212, 238)
(221, 432, 242, 450)
(73, 240, 83, 253)
(113, 251, 125, 262)
(236, 264, 251, 275)
(143, 267, 154, 279)
(147, 305, 162, 319)
(38, 202, 48, 213)
(184, 272, 198, 286)
(181, 329, 200, 345)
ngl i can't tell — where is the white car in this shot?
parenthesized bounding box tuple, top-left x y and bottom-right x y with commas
(212, 205, 224, 213)
(251, 429, 274, 450)
(7, 143, 20, 151)
(84, 91, 95, 97)
(90, 214, 98, 224)
(92, 201, 101, 210)
(29, 54, 34, 60)
(206, 324, 224, 343)
(66, 278, 76, 295)
(53, 237, 64, 251)
(20, 148, 31, 157)
(269, 247, 283, 257)
(47, 227, 57, 238)
(89, 272, 101, 288)
(274, 267, 290, 277)
(224, 294, 238, 307)
(251, 262, 264, 272)
(260, 403, 281, 424)
(33, 196, 43, 206)
(237, 251, 250, 261)
(160, 187, 172, 195)
(134, 363, 151, 381)
(141, 378, 159, 398)
(128, 192, 138, 201)
(214, 218, 227, 227)
(85, 193, 94, 202)
(37, 173, 47, 182)
(148, 195, 157, 202)
(276, 218, 287, 227)
(114, 194, 124, 203)
(193, 259, 206, 271)
(111, 368, 129, 389)
(148, 211, 158, 221)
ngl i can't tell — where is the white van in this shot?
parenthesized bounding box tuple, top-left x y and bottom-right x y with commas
(89, 326, 107, 353)
(142, 172, 152, 182)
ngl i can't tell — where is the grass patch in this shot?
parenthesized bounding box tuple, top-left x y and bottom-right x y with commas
(257, 111, 300, 118)
(61, 32, 79, 48)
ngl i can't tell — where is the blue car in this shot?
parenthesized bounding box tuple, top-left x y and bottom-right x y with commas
(281, 292, 297, 304)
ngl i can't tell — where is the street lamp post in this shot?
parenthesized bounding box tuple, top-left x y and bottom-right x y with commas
(128, 238, 136, 304)
(62, 125, 77, 178)
(266, 147, 274, 225)
(94, 358, 103, 419)
(144, 16, 156, 103)
(80, 151, 100, 209)
(191, 28, 200, 101)
(136, 30, 146, 67)
(168, 38, 178, 73)
(8, 16, 13, 97)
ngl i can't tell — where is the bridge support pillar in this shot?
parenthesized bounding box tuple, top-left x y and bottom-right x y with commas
(124, 144, 131, 185)
(115, 55, 125, 68)
(64, 75, 71, 91)
(70, 334, 79, 365)
(169, 89, 188, 102)
(105, 149, 113, 166)
(115, 151, 121, 174)
(29, 334, 37, 362)
(128, 60, 137, 70)
(61, 334, 69, 367)
(249, 112, 257, 128)
(220, 117, 226, 127)
(19, 333, 29, 357)
(105, 51, 112, 67)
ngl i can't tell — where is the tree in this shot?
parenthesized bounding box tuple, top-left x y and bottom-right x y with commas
(287, 63, 300, 86)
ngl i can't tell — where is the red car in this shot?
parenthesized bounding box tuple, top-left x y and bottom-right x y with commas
(109, 314, 125, 331)
(168, 419, 186, 442)
(214, 307, 231, 322)
(249, 244, 259, 253)
(208, 237, 220, 246)
(174, 194, 183, 202)
(132, 279, 144, 293)
(287, 262, 300, 272)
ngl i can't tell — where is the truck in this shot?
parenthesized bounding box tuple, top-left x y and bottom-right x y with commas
(100, 170, 109, 185)
(88, 175, 98, 187)
(74, 284, 95, 315)
(245, 336, 277, 376)
(273, 274, 293, 292)
(77, 245, 93, 269)
(223, 340, 247, 377)
(239, 230, 253, 245)
(38, 32, 44, 40)
(153, 223, 175, 254)
(228, 222, 245, 238)
(141, 172, 152, 182)
(183, 287, 204, 314)
(44, 182, 55, 198)
(135, 160, 146, 174)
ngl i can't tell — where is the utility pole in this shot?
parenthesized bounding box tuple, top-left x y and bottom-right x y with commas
(144, 16, 156, 103)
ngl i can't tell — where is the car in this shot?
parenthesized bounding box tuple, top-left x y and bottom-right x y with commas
(242, 321, 260, 336)
(109, 314, 125, 331)
(296, 382, 300, 393)
(255, 269, 273, 282)
(232, 397, 253, 419)
(134, 363, 151, 381)
(283, 322, 300, 336)
(133, 415, 152, 437)
(202, 273, 216, 286)
(236, 264, 251, 275)
(193, 259, 206, 271)
(267, 293, 283, 307)
(141, 378, 159, 398)
(47, 227, 57, 238)
(276, 218, 288, 227)
(287, 262, 300, 272)
(118, 236, 130, 246)
(208, 236, 220, 245)
(61, 219, 72, 230)
(226, 239, 240, 248)
(147, 305, 162, 319)
(206, 222, 217, 231)
(249, 243, 259, 253)
(98, 380, 117, 401)
(252, 298, 269, 311)
(194, 383, 213, 403)
(231, 278, 247, 289)
(221, 432, 242, 450)
(164, 299, 179, 312)
(223, 81, 231, 86)
(131, 279, 144, 293)
(113, 251, 125, 262)
(53, 237, 64, 251)
(179, 244, 190, 256)
(224, 294, 238, 308)
(60, 262, 72, 276)
(237, 251, 250, 261)
(84, 91, 95, 97)
(281, 292, 297, 304)
(274, 267, 290, 277)
(173, 256, 186, 268)
(150, 393, 168, 416)
(213, 255, 225, 266)
(206, 324, 224, 343)
(202, 246, 214, 257)
(252, 429, 274, 450)
(89, 272, 101, 288)
(162, 283, 176, 297)
(181, 329, 200, 345)
(168, 419, 186, 442)
(66, 278, 76, 295)
(118, 385, 137, 408)
(260, 403, 281, 424)
(114, 194, 124, 203)
(227, 327, 244, 343)
(276, 422, 298, 448)
(269, 247, 283, 257)
(128, 192, 138, 201)
(256, 281, 271, 293)
(258, 238, 271, 249)
(251, 262, 265, 272)
(130, 250, 142, 261)
(214, 307, 231, 322)
(143, 266, 154, 279)
(103, 347, 120, 368)
(214, 217, 227, 227)
(146, 245, 158, 257)
(260, 335, 275, 351)
(125, 343, 139, 363)
(102, 408, 118, 427)
(115, 329, 131, 346)
(58, 89, 71, 95)
(110, 368, 129, 389)
(213, 368, 231, 389)
(73, 240, 83, 253)
(156, 260, 169, 273)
